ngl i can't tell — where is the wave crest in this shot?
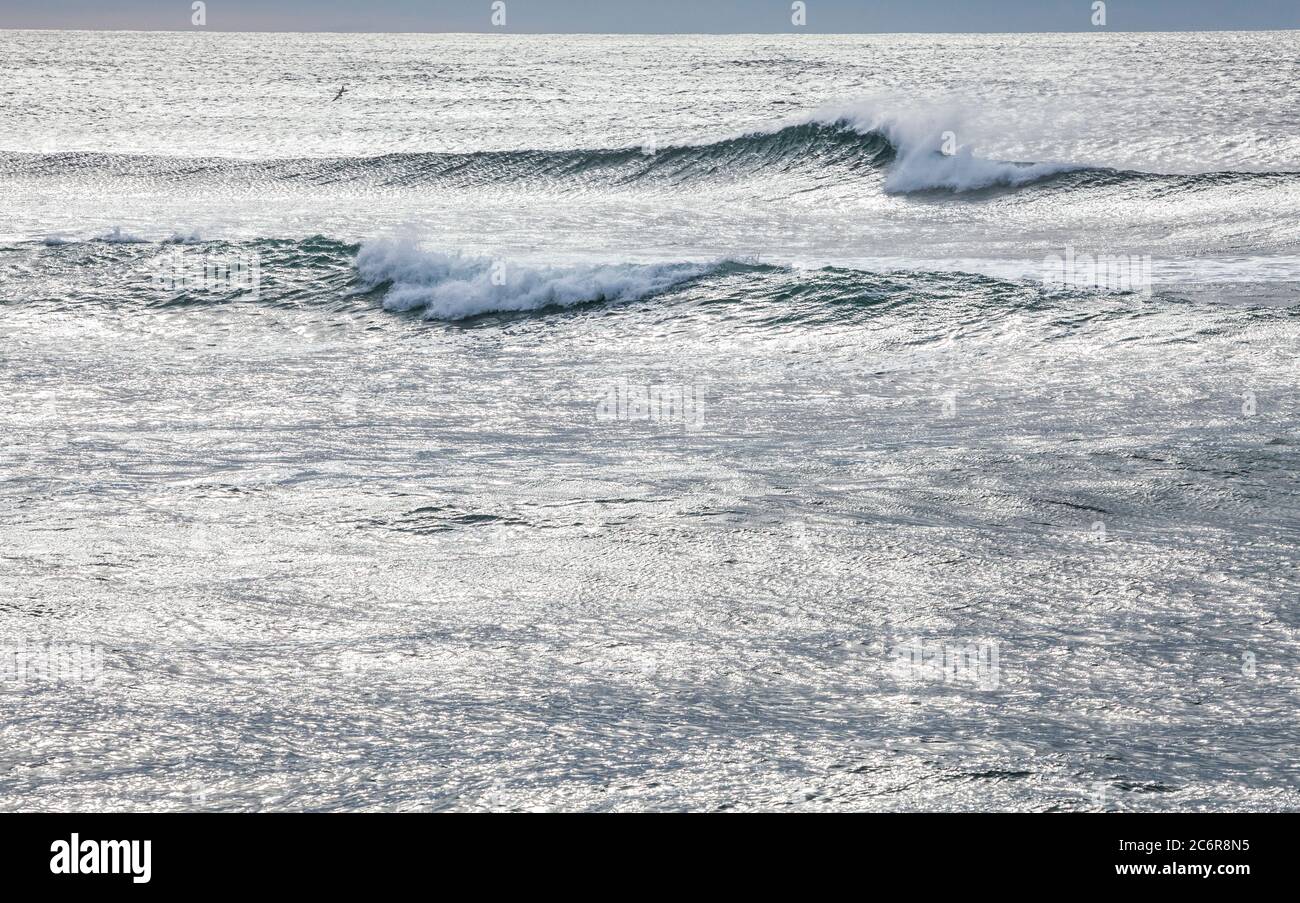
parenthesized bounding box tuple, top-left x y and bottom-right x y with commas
(749, 103, 1088, 192)
(7, 103, 1288, 203)
(356, 240, 719, 320)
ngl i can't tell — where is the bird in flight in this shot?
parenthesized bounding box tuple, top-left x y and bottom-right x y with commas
(332, 86, 347, 102)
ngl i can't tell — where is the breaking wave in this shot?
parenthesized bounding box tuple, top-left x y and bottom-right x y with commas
(3, 105, 1295, 198)
(355, 239, 723, 320)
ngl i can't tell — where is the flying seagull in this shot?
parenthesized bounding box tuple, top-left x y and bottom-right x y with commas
(332, 86, 347, 102)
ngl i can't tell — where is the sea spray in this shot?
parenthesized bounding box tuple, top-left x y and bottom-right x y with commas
(355, 239, 720, 320)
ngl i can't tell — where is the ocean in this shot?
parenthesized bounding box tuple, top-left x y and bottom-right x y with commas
(1, 29, 1297, 811)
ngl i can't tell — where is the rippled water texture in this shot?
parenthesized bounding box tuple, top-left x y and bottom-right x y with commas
(1, 31, 1297, 811)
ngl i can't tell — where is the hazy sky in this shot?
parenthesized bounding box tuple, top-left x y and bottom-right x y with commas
(2, 0, 1298, 33)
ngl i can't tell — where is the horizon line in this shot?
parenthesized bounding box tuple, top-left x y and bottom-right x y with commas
(3, 26, 1297, 35)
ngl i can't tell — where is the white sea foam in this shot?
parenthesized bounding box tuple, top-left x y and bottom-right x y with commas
(96, 226, 150, 244)
(777, 100, 1083, 192)
(881, 145, 1078, 193)
(45, 227, 200, 246)
(356, 240, 716, 320)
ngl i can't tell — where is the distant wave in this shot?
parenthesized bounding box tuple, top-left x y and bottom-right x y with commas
(0, 124, 891, 192)
(3, 118, 1296, 197)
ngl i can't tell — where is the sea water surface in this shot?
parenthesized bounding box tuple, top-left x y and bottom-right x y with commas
(1, 30, 1297, 811)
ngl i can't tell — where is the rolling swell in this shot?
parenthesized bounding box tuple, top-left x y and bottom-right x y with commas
(0, 123, 893, 192)
(8, 234, 1081, 323)
(2, 121, 1295, 197)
